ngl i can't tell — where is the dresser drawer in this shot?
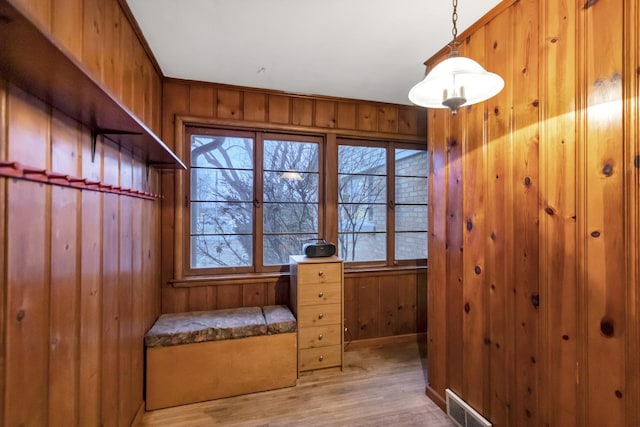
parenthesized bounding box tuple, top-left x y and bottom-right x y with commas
(297, 303, 341, 328)
(299, 345, 341, 371)
(297, 282, 341, 306)
(298, 324, 342, 349)
(298, 262, 342, 285)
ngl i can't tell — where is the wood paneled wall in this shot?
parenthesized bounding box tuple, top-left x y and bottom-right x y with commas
(426, 0, 640, 426)
(161, 79, 428, 341)
(1, 0, 164, 425)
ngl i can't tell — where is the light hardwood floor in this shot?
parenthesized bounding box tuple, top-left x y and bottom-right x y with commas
(140, 339, 456, 427)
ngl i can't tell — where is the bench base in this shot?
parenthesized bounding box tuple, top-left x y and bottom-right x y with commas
(146, 332, 297, 410)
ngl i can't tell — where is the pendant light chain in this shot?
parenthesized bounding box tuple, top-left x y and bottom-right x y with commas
(451, 0, 458, 43)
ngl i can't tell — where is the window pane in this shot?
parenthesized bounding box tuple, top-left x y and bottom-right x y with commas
(395, 177, 428, 204)
(338, 232, 386, 262)
(338, 175, 386, 203)
(395, 232, 428, 260)
(395, 149, 428, 177)
(191, 201, 253, 235)
(338, 146, 386, 174)
(263, 172, 318, 203)
(264, 233, 317, 265)
(263, 138, 320, 266)
(191, 169, 253, 201)
(263, 202, 318, 233)
(339, 204, 386, 232)
(395, 147, 428, 261)
(191, 136, 253, 168)
(338, 144, 387, 263)
(191, 235, 253, 268)
(395, 205, 428, 232)
(264, 140, 318, 172)
(190, 133, 254, 271)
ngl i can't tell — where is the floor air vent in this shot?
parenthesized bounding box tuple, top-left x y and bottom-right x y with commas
(445, 389, 492, 427)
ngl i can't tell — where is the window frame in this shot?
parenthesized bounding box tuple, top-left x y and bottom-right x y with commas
(184, 125, 325, 277)
(337, 138, 428, 269)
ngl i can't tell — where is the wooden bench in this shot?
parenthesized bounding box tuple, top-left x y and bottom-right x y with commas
(144, 305, 297, 410)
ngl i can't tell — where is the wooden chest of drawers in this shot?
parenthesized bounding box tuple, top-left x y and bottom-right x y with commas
(289, 255, 344, 375)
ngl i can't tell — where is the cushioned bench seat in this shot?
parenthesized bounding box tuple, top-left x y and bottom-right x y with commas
(145, 305, 297, 410)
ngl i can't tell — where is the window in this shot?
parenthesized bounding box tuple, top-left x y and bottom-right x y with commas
(187, 127, 322, 273)
(394, 148, 429, 260)
(338, 140, 428, 264)
(338, 144, 387, 262)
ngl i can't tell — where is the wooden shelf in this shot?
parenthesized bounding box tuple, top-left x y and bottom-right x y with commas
(0, 0, 186, 169)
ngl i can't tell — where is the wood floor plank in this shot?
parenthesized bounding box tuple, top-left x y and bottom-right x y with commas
(140, 341, 455, 427)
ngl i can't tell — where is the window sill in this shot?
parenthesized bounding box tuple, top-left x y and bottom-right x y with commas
(170, 264, 428, 288)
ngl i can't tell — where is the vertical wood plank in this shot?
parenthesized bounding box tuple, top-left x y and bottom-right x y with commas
(131, 197, 144, 426)
(268, 95, 291, 124)
(583, 0, 626, 425)
(416, 271, 427, 333)
(315, 100, 336, 128)
(83, 0, 104, 82)
(51, 0, 83, 60)
(8, 87, 49, 168)
(79, 191, 101, 426)
(217, 89, 242, 120)
(445, 114, 464, 396)
(243, 91, 266, 122)
(398, 108, 419, 136)
(460, 29, 490, 415)
(118, 195, 133, 427)
(48, 186, 79, 427)
(336, 102, 357, 130)
(427, 106, 448, 406)
(378, 106, 398, 133)
(0, 79, 6, 426)
(243, 283, 266, 308)
(187, 287, 212, 312)
(378, 277, 398, 337)
(101, 191, 119, 427)
(189, 85, 216, 117)
(343, 277, 358, 341)
(510, 1, 541, 425)
(397, 274, 418, 335)
(539, 0, 578, 424)
(484, 7, 513, 424)
(5, 180, 49, 426)
(624, 0, 640, 424)
(51, 110, 80, 176)
(292, 98, 313, 126)
(358, 103, 378, 132)
(357, 277, 379, 339)
(216, 285, 243, 309)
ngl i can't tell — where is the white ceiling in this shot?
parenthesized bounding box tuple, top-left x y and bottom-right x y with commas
(126, 0, 502, 106)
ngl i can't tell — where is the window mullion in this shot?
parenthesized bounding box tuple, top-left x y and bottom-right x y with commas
(387, 143, 396, 267)
(255, 131, 265, 273)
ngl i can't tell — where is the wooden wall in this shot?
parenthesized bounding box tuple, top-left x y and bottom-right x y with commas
(161, 79, 428, 341)
(1, 0, 163, 425)
(426, 0, 640, 426)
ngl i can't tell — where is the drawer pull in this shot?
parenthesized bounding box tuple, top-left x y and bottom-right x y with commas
(319, 355, 324, 362)
(318, 313, 324, 319)
(318, 292, 324, 298)
(318, 334, 323, 341)
(318, 271, 324, 277)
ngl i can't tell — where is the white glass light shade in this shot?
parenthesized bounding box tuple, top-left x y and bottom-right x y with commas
(280, 171, 303, 181)
(408, 54, 504, 112)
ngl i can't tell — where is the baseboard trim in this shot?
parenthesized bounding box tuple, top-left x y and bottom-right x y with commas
(345, 332, 427, 350)
(130, 400, 146, 427)
(426, 385, 447, 412)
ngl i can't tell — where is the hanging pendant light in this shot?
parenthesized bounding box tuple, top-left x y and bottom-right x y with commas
(408, 0, 504, 114)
